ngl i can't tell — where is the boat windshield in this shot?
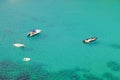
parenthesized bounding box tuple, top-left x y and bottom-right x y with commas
(32, 30, 36, 32)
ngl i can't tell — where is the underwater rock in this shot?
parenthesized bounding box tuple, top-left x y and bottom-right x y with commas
(57, 69, 80, 80)
(0, 75, 12, 80)
(0, 60, 20, 71)
(103, 72, 119, 80)
(82, 73, 102, 80)
(16, 73, 30, 80)
(46, 73, 79, 80)
(0, 60, 12, 68)
(0, 60, 106, 80)
(107, 61, 120, 71)
(45, 68, 81, 80)
(37, 73, 50, 80)
(0, 75, 10, 80)
(29, 64, 50, 80)
(33, 71, 50, 80)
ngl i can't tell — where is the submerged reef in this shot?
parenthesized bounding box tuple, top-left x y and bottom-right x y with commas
(0, 60, 120, 80)
(56, 69, 80, 80)
(107, 61, 120, 71)
(102, 72, 119, 80)
(16, 73, 30, 80)
(0, 75, 12, 80)
(82, 73, 102, 80)
(0, 60, 21, 78)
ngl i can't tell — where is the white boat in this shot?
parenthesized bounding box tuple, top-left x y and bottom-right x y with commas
(83, 37, 97, 44)
(13, 43, 25, 47)
(23, 57, 31, 62)
(27, 29, 42, 37)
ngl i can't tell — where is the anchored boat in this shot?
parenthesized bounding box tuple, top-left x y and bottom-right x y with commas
(23, 57, 31, 62)
(27, 29, 42, 37)
(13, 43, 25, 47)
(83, 37, 97, 44)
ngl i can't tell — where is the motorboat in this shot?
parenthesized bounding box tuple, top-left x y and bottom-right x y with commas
(13, 43, 25, 47)
(83, 37, 97, 44)
(27, 29, 42, 37)
(23, 57, 31, 62)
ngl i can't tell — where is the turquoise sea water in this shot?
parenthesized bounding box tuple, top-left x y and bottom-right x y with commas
(0, 0, 120, 79)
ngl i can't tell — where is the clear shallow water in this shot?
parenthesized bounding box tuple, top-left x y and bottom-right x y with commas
(0, 0, 120, 79)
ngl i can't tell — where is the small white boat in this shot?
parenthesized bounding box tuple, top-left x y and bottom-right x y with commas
(13, 43, 25, 47)
(83, 37, 97, 44)
(23, 57, 31, 62)
(27, 29, 42, 37)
